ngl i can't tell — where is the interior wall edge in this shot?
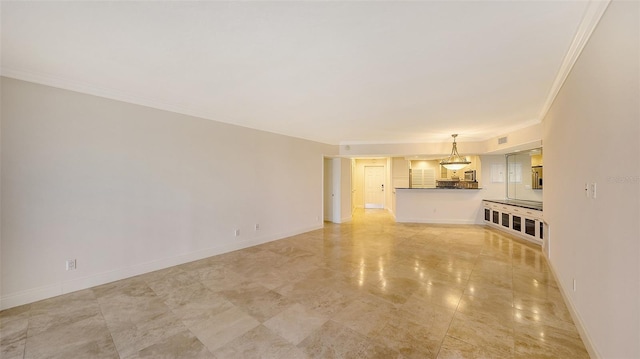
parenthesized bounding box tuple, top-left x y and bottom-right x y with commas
(545, 257, 601, 359)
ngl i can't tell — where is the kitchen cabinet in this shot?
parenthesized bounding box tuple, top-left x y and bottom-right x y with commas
(501, 213, 510, 228)
(525, 218, 536, 237)
(483, 200, 543, 245)
(512, 215, 521, 232)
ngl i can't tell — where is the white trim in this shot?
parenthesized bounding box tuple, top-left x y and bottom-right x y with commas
(339, 215, 353, 223)
(364, 204, 384, 209)
(395, 218, 477, 225)
(538, 0, 611, 122)
(387, 206, 397, 220)
(0, 224, 322, 310)
(547, 260, 601, 359)
(484, 222, 597, 356)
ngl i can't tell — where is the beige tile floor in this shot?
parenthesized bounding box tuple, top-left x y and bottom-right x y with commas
(0, 209, 589, 359)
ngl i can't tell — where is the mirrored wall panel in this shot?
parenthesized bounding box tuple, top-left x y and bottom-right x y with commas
(506, 148, 543, 201)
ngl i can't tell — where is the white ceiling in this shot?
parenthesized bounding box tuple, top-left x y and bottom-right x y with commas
(1, 1, 594, 145)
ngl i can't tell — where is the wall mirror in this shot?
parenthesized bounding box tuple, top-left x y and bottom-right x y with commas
(506, 148, 543, 202)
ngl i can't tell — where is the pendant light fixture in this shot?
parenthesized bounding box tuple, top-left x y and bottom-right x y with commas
(440, 134, 471, 170)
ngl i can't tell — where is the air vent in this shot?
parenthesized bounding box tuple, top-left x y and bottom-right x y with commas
(498, 136, 508, 145)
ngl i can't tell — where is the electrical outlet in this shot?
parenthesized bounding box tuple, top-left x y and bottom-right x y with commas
(66, 259, 76, 271)
(255, 224, 260, 231)
(234, 229, 240, 237)
(590, 183, 597, 199)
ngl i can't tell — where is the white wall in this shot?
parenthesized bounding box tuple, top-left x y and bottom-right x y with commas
(0, 77, 336, 309)
(395, 189, 486, 224)
(390, 157, 410, 217)
(339, 158, 352, 223)
(479, 155, 509, 200)
(483, 123, 543, 154)
(391, 157, 410, 189)
(506, 152, 543, 202)
(332, 159, 341, 220)
(323, 157, 352, 223)
(385, 157, 393, 212)
(542, 1, 639, 357)
(323, 158, 333, 221)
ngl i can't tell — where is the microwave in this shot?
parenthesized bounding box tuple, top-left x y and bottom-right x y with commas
(464, 170, 476, 182)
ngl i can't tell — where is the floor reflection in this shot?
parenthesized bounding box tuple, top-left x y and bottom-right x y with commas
(0, 208, 590, 359)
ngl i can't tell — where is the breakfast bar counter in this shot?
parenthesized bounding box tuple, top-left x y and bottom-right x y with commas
(394, 187, 486, 224)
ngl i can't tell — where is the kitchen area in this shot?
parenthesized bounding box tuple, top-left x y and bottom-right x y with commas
(393, 148, 544, 246)
(482, 148, 545, 247)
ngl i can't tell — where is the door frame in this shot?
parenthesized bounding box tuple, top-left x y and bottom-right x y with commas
(364, 165, 386, 209)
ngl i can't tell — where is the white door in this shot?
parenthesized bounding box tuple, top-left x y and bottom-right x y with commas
(364, 166, 385, 209)
(323, 158, 333, 221)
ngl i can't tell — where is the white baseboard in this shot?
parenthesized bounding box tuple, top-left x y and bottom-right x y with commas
(339, 215, 352, 223)
(395, 218, 477, 224)
(484, 223, 597, 357)
(0, 224, 322, 310)
(546, 260, 600, 359)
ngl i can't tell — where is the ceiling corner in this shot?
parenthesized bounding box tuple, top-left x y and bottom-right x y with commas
(537, 0, 612, 122)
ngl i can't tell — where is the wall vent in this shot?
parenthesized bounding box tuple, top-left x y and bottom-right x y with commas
(498, 136, 508, 145)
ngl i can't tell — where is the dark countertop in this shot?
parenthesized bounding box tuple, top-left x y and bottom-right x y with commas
(395, 188, 483, 190)
(483, 199, 543, 211)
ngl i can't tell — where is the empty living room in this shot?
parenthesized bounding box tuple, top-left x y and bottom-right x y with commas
(1, 1, 638, 358)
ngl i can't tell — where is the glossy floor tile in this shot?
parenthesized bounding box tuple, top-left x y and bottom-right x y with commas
(0, 209, 589, 358)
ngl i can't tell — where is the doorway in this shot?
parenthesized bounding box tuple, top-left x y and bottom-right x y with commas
(364, 166, 385, 209)
(323, 157, 353, 223)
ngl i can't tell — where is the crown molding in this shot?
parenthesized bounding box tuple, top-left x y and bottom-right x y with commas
(538, 0, 611, 122)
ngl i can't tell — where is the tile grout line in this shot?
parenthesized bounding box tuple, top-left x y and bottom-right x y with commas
(510, 243, 516, 358)
(1, 210, 588, 358)
(434, 238, 482, 359)
(92, 290, 123, 359)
